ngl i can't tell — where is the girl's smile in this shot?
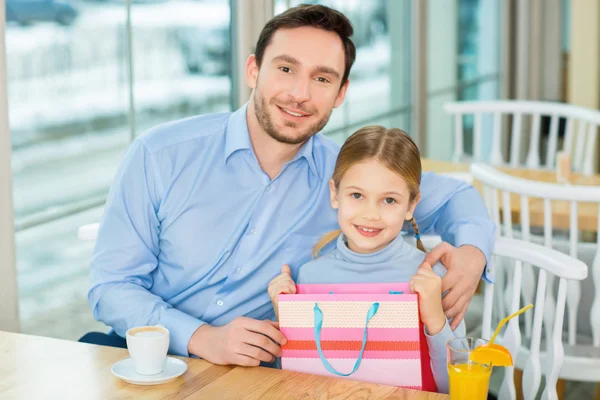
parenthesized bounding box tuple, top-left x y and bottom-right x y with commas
(353, 224, 383, 238)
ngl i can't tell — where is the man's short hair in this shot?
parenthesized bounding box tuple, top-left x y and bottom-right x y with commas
(254, 4, 356, 87)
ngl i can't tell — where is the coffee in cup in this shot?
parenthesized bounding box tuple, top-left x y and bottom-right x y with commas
(125, 325, 170, 375)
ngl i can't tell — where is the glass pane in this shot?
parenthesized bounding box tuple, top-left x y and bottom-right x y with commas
(131, 0, 233, 136)
(274, 0, 412, 145)
(7, 0, 233, 340)
(426, 0, 501, 160)
(7, 2, 131, 339)
(457, 0, 501, 102)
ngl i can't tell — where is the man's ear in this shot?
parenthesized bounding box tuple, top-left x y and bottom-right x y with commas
(329, 179, 339, 209)
(333, 79, 349, 108)
(405, 192, 421, 221)
(245, 54, 259, 89)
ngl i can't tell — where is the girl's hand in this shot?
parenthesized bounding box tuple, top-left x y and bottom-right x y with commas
(268, 264, 297, 319)
(410, 261, 446, 335)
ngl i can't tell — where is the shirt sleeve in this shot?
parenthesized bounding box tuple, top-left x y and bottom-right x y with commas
(414, 172, 496, 282)
(88, 139, 205, 356)
(424, 318, 467, 394)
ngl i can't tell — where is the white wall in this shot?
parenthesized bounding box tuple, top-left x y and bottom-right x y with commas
(568, 0, 600, 109)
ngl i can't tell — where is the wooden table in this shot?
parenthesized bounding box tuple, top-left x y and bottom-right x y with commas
(423, 159, 600, 232)
(0, 331, 447, 400)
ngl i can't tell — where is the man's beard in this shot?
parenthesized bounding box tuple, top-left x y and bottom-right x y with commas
(254, 91, 331, 145)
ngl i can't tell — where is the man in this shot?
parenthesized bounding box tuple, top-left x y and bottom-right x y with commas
(84, 4, 494, 367)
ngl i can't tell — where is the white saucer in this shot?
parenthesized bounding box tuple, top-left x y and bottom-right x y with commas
(111, 356, 187, 385)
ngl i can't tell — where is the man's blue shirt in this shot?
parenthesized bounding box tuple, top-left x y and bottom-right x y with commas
(89, 104, 494, 356)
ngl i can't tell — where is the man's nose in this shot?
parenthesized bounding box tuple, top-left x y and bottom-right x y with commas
(288, 76, 311, 104)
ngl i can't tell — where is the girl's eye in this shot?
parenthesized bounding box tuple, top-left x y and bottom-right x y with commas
(351, 193, 362, 200)
(383, 198, 396, 205)
(279, 66, 291, 73)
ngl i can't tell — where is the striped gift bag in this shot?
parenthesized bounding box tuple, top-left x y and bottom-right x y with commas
(279, 283, 437, 392)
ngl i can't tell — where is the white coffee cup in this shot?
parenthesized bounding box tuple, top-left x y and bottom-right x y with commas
(125, 325, 170, 375)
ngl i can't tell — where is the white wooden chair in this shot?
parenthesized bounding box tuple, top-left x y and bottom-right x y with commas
(471, 162, 600, 396)
(482, 237, 587, 400)
(445, 101, 600, 175)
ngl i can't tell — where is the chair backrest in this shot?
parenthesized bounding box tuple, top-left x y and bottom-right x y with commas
(486, 237, 587, 400)
(445, 101, 600, 175)
(471, 162, 600, 390)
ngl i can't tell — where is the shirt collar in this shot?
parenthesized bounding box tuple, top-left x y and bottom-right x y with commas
(224, 103, 319, 178)
(336, 232, 408, 264)
(224, 103, 253, 161)
(290, 135, 318, 177)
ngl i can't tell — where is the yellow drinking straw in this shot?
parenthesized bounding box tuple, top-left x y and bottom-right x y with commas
(489, 304, 534, 344)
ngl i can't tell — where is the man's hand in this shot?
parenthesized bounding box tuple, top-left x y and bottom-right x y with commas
(422, 242, 486, 329)
(187, 317, 287, 367)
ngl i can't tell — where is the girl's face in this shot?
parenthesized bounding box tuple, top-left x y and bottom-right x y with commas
(330, 159, 420, 254)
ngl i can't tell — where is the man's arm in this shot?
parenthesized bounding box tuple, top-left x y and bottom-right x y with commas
(414, 172, 496, 328)
(88, 139, 205, 356)
(414, 172, 495, 276)
(88, 138, 287, 363)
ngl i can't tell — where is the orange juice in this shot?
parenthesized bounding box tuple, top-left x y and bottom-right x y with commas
(448, 362, 491, 400)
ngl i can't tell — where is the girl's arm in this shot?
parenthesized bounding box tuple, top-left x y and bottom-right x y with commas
(410, 261, 461, 394)
(425, 316, 466, 393)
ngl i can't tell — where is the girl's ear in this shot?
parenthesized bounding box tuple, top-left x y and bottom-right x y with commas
(329, 179, 339, 209)
(405, 192, 421, 221)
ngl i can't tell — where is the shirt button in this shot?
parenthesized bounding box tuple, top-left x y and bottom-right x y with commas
(265, 186, 271, 192)
(236, 267, 243, 274)
(216, 300, 224, 306)
(249, 228, 257, 236)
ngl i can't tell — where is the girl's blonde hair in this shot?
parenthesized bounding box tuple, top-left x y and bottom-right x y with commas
(313, 125, 424, 257)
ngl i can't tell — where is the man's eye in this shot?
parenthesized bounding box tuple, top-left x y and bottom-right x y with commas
(279, 66, 291, 73)
(351, 193, 362, 199)
(384, 198, 396, 205)
(316, 77, 330, 83)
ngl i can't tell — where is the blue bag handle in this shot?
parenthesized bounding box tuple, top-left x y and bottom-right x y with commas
(313, 302, 379, 376)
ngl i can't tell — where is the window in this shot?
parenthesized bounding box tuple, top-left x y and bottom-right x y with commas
(426, 0, 502, 160)
(6, 0, 233, 340)
(131, 0, 233, 134)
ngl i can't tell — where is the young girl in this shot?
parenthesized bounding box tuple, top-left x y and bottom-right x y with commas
(268, 126, 465, 394)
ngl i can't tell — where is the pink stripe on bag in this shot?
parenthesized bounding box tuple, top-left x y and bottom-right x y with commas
(296, 283, 411, 294)
(281, 327, 420, 342)
(282, 357, 423, 388)
(281, 350, 421, 359)
(279, 294, 417, 302)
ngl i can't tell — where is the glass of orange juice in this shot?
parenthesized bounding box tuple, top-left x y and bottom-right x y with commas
(447, 337, 492, 400)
